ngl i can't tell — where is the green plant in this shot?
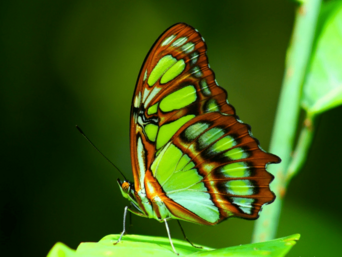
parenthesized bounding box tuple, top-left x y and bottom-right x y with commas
(253, 0, 342, 242)
(47, 234, 300, 257)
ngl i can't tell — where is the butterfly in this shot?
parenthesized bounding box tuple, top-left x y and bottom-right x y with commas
(116, 23, 280, 254)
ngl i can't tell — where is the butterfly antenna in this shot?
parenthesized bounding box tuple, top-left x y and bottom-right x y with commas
(75, 125, 128, 181)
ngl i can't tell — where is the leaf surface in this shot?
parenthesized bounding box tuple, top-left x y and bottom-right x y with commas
(46, 234, 300, 257)
(302, 2, 342, 116)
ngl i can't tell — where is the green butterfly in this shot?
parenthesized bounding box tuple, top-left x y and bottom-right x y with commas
(116, 23, 280, 254)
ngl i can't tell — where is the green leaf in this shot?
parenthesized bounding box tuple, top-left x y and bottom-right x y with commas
(302, 1, 342, 116)
(47, 242, 76, 257)
(46, 234, 300, 257)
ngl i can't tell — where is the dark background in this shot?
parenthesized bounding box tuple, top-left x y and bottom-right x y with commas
(1, 0, 341, 256)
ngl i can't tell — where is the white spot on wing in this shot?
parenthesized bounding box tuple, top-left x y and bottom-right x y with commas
(137, 136, 147, 191)
(144, 87, 161, 108)
(190, 52, 199, 66)
(134, 92, 141, 108)
(172, 37, 188, 47)
(231, 197, 254, 214)
(143, 69, 148, 81)
(161, 35, 176, 46)
(181, 42, 195, 54)
(192, 66, 202, 78)
(137, 116, 144, 128)
(142, 87, 149, 103)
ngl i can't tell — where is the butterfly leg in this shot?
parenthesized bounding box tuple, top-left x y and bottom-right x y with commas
(164, 219, 179, 255)
(114, 206, 128, 245)
(177, 220, 202, 249)
(123, 210, 133, 234)
(127, 211, 133, 233)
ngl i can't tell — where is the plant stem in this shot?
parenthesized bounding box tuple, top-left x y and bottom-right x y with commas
(286, 116, 315, 183)
(252, 0, 321, 242)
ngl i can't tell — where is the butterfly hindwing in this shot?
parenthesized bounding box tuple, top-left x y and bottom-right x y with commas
(149, 113, 279, 224)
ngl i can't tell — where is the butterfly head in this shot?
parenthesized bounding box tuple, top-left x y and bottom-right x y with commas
(117, 179, 145, 215)
(117, 179, 131, 198)
(117, 178, 138, 202)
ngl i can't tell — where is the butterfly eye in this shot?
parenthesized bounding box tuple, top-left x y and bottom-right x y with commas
(121, 181, 130, 193)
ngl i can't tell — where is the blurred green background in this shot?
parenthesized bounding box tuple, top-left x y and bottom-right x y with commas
(1, 0, 342, 256)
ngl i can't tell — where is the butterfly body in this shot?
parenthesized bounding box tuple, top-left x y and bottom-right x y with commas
(118, 175, 174, 222)
(118, 23, 280, 232)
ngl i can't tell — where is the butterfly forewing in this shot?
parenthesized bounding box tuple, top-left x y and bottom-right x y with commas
(130, 23, 280, 224)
